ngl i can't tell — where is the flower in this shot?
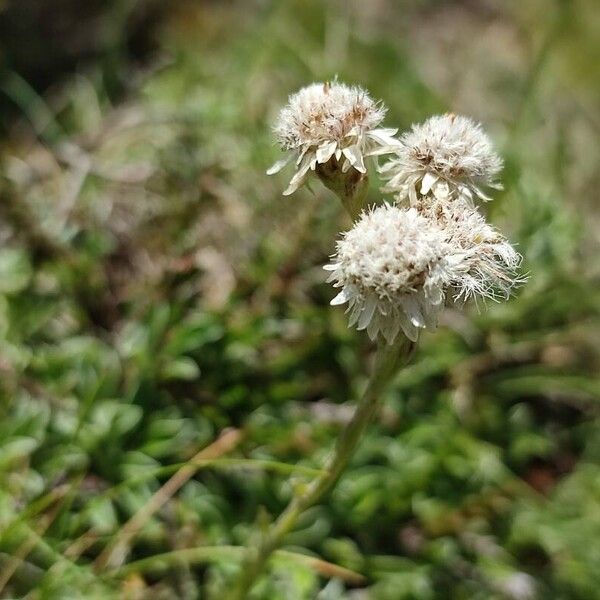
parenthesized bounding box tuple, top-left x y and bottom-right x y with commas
(325, 201, 524, 344)
(380, 113, 503, 205)
(324, 204, 452, 343)
(268, 81, 400, 195)
(417, 197, 524, 303)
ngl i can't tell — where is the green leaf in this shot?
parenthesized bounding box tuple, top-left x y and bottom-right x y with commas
(0, 437, 39, 468)
(0, 249, 32, 294)
(161, 357, 200, 381)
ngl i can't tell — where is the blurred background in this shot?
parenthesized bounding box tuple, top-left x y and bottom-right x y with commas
(0, 0, 599, 598)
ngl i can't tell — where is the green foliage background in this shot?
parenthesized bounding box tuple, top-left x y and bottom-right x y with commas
(0, 1, 599, 598)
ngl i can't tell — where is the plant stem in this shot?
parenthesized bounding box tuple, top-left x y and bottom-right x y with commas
(316, 159, 369, 221)
(226, 337, 414, 600)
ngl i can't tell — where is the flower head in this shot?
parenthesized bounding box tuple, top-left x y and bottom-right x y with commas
(325, 201, 524, 344)
(418, 197, 524, 303)
(380, 114, 503, 205)
(268, 81, 400, 195)
(325, 204, 452, 343)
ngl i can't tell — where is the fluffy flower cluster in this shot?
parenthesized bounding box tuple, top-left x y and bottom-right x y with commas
(268, 82, 400, 195)
(325, 203, 522, 343)
(380, 114, 503, 205)
(268, 86, 524, 344)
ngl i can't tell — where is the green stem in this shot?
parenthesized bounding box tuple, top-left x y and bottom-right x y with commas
(315, 159, 369, 221)
(226, 337, 414, 600)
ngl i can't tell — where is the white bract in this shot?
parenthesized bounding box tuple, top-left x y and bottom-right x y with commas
(268, 82, 400, 195)
(325, 203, 523, 344)
(380, 114, 503, 205)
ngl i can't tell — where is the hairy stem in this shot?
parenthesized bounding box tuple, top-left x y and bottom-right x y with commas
(226, 337, 414, 600)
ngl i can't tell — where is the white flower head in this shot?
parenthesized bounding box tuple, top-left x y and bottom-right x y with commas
(419, 197, 524, 303)
(325, 201, 524, 344)
(268, 81, 401, 195)
(380, 113, 503, 205)
(325, 204, 452, 343)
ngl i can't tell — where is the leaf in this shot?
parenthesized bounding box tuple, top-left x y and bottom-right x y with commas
(0, 437, 39, 468)
(0, 249, 32, 294)
(161, 357, 200, 381)
(88, 497, 118, 534)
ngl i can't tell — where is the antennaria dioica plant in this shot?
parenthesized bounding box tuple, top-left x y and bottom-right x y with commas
(227, 82, 525, 598)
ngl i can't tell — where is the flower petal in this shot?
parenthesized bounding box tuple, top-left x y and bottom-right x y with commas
(420, 171, 438, 195)
(398, 312, 419, 342)
(283, 157, 312, 195)
(342, 146, 366, 173)
(357, 295, 377, 330)
(367, 128, 401, 147)
(330, 287, 353, 306)
(266, 155, 292, 175)
(472, 185, 493, 202)
(316, 141, 337, 164)
(401, 295, 426, 328)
